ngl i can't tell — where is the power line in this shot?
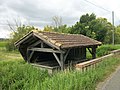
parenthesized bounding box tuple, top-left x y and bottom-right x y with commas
(84, 0, 111, 12)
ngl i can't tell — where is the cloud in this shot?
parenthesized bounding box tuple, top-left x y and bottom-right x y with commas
(0, 0, 120, 38)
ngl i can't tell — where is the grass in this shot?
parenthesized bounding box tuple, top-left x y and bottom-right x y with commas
(40, 55, 120, 90)
(1, 41, 120, 90)
(0, 40, 7, 47)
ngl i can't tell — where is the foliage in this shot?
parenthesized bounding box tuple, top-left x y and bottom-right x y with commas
(43, 25, 71, 33)
(70, 13, 113, 43)
(6, 25, 35, 51)
(90, 18, 113, 43)
(115, 25, 120, 44)
(97, 45, 120, 57)
(43, 25, 53, 32)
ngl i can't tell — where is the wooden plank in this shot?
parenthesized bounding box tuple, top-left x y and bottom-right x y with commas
(53, 53, 61, 67)
(33, 32, 60, 50)
(15, 32, 33, 47)
(28, 48, 65, 53)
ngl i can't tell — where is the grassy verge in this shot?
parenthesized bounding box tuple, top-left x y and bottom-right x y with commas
(39, 55, 120, 90)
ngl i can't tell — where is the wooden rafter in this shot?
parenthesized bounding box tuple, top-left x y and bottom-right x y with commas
(28, 48, 65, 53)
(29, 40, 41, 47)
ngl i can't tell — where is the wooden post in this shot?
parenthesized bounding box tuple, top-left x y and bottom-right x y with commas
(41, 42, 44, 48)
(92, 46, 96, 59)
(83, 47, 86, 59)
(26, 48, 29, 63)
(64, 49, 70, 62)
(60, 53, 64, 70)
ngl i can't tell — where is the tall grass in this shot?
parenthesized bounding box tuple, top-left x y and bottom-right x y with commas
(0, 61, 49, 90)
(1, 54, 120, 90)
(1, 42, 120, 90)
(40, 55, 120, 90)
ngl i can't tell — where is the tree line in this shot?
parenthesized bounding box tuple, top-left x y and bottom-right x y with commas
(6, 13, 120, 51)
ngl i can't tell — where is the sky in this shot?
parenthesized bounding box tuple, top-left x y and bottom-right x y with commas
(0, 0, 120, 38)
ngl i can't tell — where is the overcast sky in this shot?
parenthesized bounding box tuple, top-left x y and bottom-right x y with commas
(0, 0, 120, 38)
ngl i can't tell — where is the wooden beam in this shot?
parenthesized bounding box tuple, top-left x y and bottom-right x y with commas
(92, 47, 96, 59)
(87, 48, 92, 54)
(28, 48, 65, 53)
(60, 53, 64, 70)
(64, 49, 70, 62)
(28, 51, 34, 62)
(41, 42, 44, 48)
(53, 53, 61, 67)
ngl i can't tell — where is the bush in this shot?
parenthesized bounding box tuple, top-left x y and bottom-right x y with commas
(97, 45, 120, 57)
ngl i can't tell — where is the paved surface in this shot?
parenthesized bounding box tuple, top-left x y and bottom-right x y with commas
(97, 66, 120, 90)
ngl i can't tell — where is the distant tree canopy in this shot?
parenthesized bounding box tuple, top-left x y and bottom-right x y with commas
(70, 13, 113, 43)
(43, 16, 71, 33)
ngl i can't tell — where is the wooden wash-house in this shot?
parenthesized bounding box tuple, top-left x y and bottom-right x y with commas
(15, 30, 101, 71)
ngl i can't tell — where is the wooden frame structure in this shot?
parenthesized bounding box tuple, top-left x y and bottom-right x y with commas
(15, 30, 102, 70)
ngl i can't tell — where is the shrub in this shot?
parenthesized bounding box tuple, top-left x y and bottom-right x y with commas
(97, 45, 120, 57)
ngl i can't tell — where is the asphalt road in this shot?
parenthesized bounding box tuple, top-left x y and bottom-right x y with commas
(97, 66, 120, 90)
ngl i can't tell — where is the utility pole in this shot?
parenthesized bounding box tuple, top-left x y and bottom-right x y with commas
(112, 11, 115, 45)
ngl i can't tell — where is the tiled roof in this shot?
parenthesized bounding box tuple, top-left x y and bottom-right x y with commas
(15, 30, 102, 49)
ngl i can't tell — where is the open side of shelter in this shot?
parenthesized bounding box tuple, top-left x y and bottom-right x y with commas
(15, 30, 101, 71)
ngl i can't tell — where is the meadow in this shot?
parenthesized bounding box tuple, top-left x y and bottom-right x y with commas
(0, 41, 120, 90)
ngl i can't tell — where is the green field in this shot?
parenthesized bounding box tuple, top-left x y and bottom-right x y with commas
(0, 41, 120, 90)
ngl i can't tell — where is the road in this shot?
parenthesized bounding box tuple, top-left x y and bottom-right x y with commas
(96, 66, 120, 90)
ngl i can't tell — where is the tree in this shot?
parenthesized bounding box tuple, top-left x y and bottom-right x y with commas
(52, 16, 62, 28)
(89, 18, 113, 43)
(70, 13, 96, 38)
(70, 13, 113, 43)
(43, 25, 53, 32)
(6, 25, 35, 51)
(115, 25, 120, 44)
(43, 16, 71, 33)
(43, 24, 71, 34)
